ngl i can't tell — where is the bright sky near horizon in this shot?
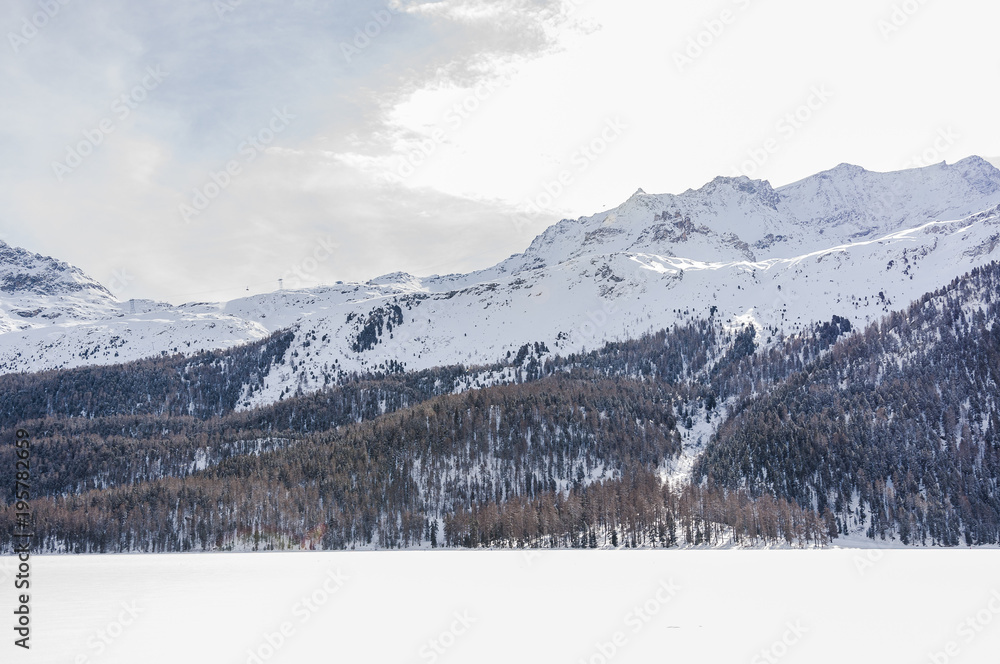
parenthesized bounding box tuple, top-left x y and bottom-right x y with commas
(1, 0, 998, 303)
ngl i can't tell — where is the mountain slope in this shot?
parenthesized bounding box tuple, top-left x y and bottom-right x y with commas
(0, 240, 121, 333)
(697, 261, 1000, 545)
(3, 157, 1000, 412)
(5, 261, 1000, 550)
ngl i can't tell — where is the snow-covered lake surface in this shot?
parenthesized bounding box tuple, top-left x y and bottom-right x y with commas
(3, 549, 1000, 663)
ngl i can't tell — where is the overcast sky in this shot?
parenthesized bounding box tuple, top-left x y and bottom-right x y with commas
(2, 0, 998, 303)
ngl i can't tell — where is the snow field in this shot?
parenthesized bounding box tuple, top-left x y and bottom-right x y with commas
(2, 549, 999, 663)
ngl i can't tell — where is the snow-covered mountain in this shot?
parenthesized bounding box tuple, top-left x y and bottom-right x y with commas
(0, 240, 123, 334)
(0, 242, 270, 372)
(4, 156, 1000, 406)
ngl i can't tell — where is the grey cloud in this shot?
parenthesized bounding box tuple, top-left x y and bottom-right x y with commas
(0, 0, 572, 301)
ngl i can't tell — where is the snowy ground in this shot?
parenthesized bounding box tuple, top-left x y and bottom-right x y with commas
(3, 550, 999, 663)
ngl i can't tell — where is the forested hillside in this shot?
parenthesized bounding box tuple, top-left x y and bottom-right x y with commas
(5, 376, 683, 551)
(697, 264, 1000, 546)
(4, 263, 1000, 551)
(0, 329, 295, 425)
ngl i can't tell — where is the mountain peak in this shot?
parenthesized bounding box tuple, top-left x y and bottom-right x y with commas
(953, 154, 995, 169)
(950, 154, 1000, 179)
(823, 162, 868, 177)
(0, 240, 113, 298)
(366, 271, 423, 289)
(687, 175, 780, 210)
(941, 155, 1000, 196)
(6, 154, 1000, 406)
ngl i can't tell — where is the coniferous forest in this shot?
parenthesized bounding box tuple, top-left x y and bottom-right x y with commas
(3, 263, 1000, 551)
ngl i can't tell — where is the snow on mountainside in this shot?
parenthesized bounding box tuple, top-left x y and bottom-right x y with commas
(3, 157, 1000, 406)
(778, 157, 1000, 242)
(0, 242, 271, 372)
(0, 241, 122, 334)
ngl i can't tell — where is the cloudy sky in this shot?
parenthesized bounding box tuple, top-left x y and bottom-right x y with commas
(1, 0, 998, 303)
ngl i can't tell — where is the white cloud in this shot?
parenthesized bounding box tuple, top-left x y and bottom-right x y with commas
(1, 0, 998, 304)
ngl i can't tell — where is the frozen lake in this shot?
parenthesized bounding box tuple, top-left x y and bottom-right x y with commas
(3, 548, 1000, 663)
